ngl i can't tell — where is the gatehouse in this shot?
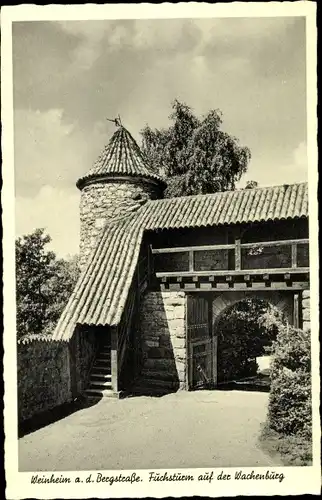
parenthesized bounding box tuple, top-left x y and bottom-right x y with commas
(53, 124, 310, 397)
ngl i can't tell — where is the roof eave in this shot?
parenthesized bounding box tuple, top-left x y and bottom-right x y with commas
(76, 172, 167, 191)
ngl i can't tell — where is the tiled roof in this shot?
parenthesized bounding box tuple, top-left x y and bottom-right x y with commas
(76, 126, 166, 189)
(53, 182, 308, 340)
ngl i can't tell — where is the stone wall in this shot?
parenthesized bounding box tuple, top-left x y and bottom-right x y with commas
(17, 336, 72, 423)
(302, 289, 310, 331)
(139, 290, 186, 390)
(79, 178, 161, 270)
(212, 290, 294, 328)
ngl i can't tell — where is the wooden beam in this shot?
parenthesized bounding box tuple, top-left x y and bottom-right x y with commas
(216, 283, 229, 289)
(235, 238, 241, 271)
(240, 238, 309, 249)
(152, 243, 235, 254)
(270, 282, 287, 289)
(188, 282, 309, 292)
(156, 267, 309, 278)
(233, 282, 248, 290)
(291, 243, 297, 269)
(200, 282, 212, 290)
(111, 327, 118, 393)
(151, 238, 309, 254)
(294, 293, 300, 328)
(184, 283, 196, 290)
(252, 282, 267, 289)
(189, 250, 194, 272)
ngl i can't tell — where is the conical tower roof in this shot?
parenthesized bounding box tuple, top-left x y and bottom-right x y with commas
(77, 125, 166, 190)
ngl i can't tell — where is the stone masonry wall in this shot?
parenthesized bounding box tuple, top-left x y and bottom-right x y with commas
(79, 179, 160, 270)
(302, 289, 310, 331)
(139, 291, 186, 390)
(17, 336, 72, 423)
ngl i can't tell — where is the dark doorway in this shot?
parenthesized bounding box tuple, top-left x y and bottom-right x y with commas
(216, 298, 281, 388)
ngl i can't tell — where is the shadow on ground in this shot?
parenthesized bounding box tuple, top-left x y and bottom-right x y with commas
(18, 395, 102, 438)
(216, 373, 270, 393)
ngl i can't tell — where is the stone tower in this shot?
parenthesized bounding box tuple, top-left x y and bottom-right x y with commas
(77, 124, 166, 270)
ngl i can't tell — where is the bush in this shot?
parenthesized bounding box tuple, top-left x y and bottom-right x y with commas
(260, 423, 312, 466)
(267, 325, 311, 439)
(217, 299, 279, 383)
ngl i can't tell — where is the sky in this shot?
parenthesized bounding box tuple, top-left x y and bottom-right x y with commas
(13, 16, 308, 258)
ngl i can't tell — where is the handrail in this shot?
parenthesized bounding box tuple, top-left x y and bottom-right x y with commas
(151, 238, 309, 254)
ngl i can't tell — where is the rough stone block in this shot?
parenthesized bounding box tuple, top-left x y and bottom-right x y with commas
(302, 298, 310, 308)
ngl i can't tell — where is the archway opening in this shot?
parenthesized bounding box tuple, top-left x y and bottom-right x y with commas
(216, 298, 284, 386)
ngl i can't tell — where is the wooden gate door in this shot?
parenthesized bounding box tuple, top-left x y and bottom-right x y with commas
(187, 294, 214, 390)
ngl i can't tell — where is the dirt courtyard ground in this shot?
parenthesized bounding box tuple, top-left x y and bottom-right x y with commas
(19, 390, 281, 471)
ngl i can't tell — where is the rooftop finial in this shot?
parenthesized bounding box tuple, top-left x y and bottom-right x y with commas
(106, 115, 122, 127)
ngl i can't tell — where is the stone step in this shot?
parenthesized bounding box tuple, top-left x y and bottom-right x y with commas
(91, 373, 112, 380)
(98, 352, 111, 357)
(89, 380, 112, 388)
(85, 388, 116, 398)
(94, 364, 111, 371)
(96, 357, 111, 364)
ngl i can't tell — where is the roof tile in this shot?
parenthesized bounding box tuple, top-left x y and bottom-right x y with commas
(76, 126, 166, 189)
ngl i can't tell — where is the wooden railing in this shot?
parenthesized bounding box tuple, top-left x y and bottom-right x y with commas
(152, 238, 309, 276)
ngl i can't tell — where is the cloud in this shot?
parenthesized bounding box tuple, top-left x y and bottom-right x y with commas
(239, 141, 308, 188)
(14, 108, 107, 196)
(57, 21, 136, 70)
(293, 141, 308, 171)
(57, 19, 202, 70)
(16, 185, 80, 258)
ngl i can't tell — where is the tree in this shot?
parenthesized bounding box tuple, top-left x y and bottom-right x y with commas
(141, 99, 251, 198)
(245, 180, 258, 189)
(15, 229, 80, 339)
(217, 299, 281, 382)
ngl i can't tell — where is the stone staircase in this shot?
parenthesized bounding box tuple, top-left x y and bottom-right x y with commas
(85, 342, 116, 398)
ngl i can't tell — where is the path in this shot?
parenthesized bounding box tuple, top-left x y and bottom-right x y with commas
(19, 390, 281, 471)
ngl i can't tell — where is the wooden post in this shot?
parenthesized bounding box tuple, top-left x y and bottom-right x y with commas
(147, 245, 151, 283)
(291, 243, 297, 269)
(110, 326, 118, 393)
(293, 293, 300, 328)
(189, 250, 194, 272)
(212, 336, 218, 387)
(235, 239, 241, 270)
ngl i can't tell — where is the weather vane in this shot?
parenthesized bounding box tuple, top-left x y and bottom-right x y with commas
(106, 114, 122, 127)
